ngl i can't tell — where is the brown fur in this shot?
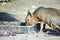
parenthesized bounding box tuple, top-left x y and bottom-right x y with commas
(25, 7, 60, 32)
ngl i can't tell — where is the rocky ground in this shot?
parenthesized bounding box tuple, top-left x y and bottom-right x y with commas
(0, 33, 60, 40)
(0, 25, 60, 40)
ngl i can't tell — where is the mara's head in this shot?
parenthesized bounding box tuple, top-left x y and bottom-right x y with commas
(25, 10, 39, 26)
(25, 10, 33, 26)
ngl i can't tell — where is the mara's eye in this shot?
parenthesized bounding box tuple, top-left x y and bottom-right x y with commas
(27, 19, 29, 21)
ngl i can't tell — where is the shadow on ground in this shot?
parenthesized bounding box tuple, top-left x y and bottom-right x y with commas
(44, 29, 60, 36)
(0, 12, 19, 22)
(20, 22, 26, 26)
(20, 22, 60, 36)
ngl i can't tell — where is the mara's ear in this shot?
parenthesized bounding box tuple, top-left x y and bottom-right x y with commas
(27, 10, 32, 17)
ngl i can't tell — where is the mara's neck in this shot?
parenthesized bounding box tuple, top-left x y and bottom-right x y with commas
(32, 16, 39, 24)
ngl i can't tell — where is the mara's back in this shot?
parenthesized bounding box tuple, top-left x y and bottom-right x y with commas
(33, 7, 60, 25)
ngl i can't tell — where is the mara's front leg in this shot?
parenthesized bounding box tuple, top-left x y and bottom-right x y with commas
(40, 22, 46, 32)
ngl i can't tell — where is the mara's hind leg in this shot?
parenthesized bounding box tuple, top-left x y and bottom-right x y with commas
(45, 19, 60, 32)
(50, 23, 60, 32)
(40, 17, 60, 32)
(40, 22, 46, 32)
